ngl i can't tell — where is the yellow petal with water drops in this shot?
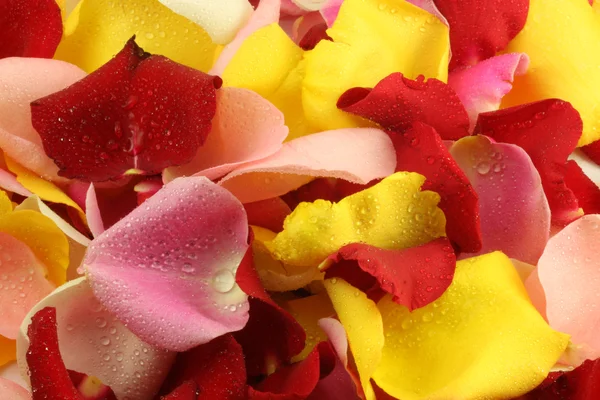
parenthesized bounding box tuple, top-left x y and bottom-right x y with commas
(302, 0, 450, 133)
(0, 335, 16, 367)
(502, 0, 600, 146)
(281, 292, 335, 362)
(0, 190, 12, 216)
(324, 278, 383, 400)
(0, 211, 69, 287)
(373, 251, 570, 400)
(54, 0, 218, 73)
(266, 172, 446, 268)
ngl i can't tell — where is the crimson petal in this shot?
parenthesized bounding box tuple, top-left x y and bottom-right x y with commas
(433, 0, 529, 69)
(582, 139, 600, 167)
(338, 73, 470, 141)
(565, 160, 600, 215)
(31, 37, 221, 182)
(522, 359, 600, 399)
(161, 381, 199, 400)
(299, 23, 333, 51)
(475, 99, 583, 226)
(0, 0, 62, 59)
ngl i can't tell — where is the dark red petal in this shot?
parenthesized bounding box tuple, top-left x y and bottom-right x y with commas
(31, 37, 220, 182)
(161, 381, 200, 400)
(26, 307, 83, 400)
(522, 359, 600, 399)
(94, 178, 141, 230)
(433, 0, 529, 69)
(324, 238, 456, 311)
(0, 0, 62, 59)
(582, 139, 600, 166)
(299, 23, 333, 51)
(565, 160, 600, 215)
(160, 335, 246, 400)
(475, 99, 583, 226)
(68, 371, 118, 400)
(235, 243, 306, 376)
(337, 73, 470, 141)
(307, 343, 360, 400)
(244, 197, 292, 232)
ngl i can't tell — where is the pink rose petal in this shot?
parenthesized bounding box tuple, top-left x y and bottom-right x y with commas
(85, 184, 104, 238)
(16, 277, 175, 400)
(450, 135, 550, 264)
(0, 232, 54, 340)
(0, 58, 86, 182)
(0, 169, 31, 197)
(83, 176, 250, 352)
(318, 317, 348, 366)
(163, 88, 288, 182)
(0, 377, 30, 400)
(219, 128, 396, 203)
(319, 0, 343, 26)
(527, 215, 600, 363)
(448, 53, 529, 130)
(210, 0, 281, 76)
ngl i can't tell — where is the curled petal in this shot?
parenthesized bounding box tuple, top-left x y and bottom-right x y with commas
(83, 177, 249, 351)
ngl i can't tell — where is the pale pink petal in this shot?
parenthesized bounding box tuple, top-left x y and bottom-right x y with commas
(527, 214, 600, 363)
(450, 135, 550, 264)
(0, 377, 30, 400)
(319, 0, 343, 26)
(16, 277, 175, 400)
(0, 169, 31, 197)
(219, 128, 397, 203)
(0, 58, 86, 182)
(293, 0, 329, 12)
(407, 0, 449, 26)
(0, 232, 54, 339)
(163, 88, 288, 182)
(281, 0, 306, 16)
(0, 362, 27, 389)
(85, 184, 104, 238)
(448, 53, 529, 130)
(318, 317, 348, 366)
(83, 177, 250, 352)
(210, 0, 281, 76)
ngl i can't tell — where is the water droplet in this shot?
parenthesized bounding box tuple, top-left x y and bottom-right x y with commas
(212, 270, 235, 293)
(145, 32, 155, 39)
(96, 317, 107, 328)
(476, 161, 491, 175)
(100, 337, 111, 346)
(181, 262, 195, 274)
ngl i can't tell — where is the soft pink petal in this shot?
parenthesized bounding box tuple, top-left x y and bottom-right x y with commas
(281, 0, 306, 16)
(83, 177, 250, 352)
(318, 317, 348, 366)
(0, 232, 54, 340)
(0, 362, 27, 389)
(448, 53, 529, 130)
(0, 169, 31, 197)
(527, 214, 600, 363)
(219, 128, 397, 203)
(210, 0, 281, 76)
(85, 184, 104, 238)
(163, 88, 288, 182)
(450, 135, 550, 264)
(0, 58, 86, 182)
(0, 377, 30, 400)
(16, 277, 175, 400)
(319, 0, 343, 26)
(407, 0, 449, 26)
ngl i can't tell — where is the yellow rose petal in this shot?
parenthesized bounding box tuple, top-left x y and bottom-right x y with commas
(266, 172, 446, 267)
(324, 278, 383, 400)
(0, 335, 16, 367)
(0, 190, 12, 216)
(502, 0, 600, 146)
(373, 252, 570, 400)
(55, 0, 218, 73)
(302, 0, 450, 132)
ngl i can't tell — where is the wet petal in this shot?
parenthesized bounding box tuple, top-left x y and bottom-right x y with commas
(582, 140, 600, 170)
(448, 53, 529, 130)
(244, 198, 291, 233)
(522, 358, 600, 399)
(307, 342, 360, 400)
(374, 252, 569, 399)
(164, 87, 288, 182)
(17, 278, 175, 400)
(219, 128, 396, 203)
(0, 377, 29, 400)
(449, 135, 550, 264)
(564, 160, 600, 215)
(83, 177, 249, 352)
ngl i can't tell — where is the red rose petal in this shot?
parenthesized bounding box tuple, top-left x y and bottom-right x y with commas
(161, 381, 199, 400)
(244, 197, 292, 232)
(433, 0, 529, 69)
(0, 0, 62, 59)
(299, 23, 333, 51)
(323, 238, 456, 311)
(307, 342, 360, 400)
(26, 307, 83, 400)
(565, 160, 600, 215)
(522, 359, 600, 399)
(582, 139, 600, 166)
(31, 37, 220, 182)
(338, 73, 470, 141)
(475, 99, 584, 226)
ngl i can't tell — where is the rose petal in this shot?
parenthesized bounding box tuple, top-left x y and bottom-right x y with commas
(219, 128, 396, 203)
(85, 185, 104, 238)
(570, 150, 600, 186)
(87, 178, 139, 233)
(244, 198, 291, 232)
(449, 135, 551, 264)
(317, 318, 348, 367)
(582, 140, 600, 168)
(0, 377, 29, 400)
(475, 99, 583, 226)
(307, 342, 360, 400)
(0, 0, 62, 59)
(32, 38, 220, 182)
(163, 87, 288, 182)
(161, 381, 198, 400)
(319, 0, 343, 26)
(83, 176, 249, 352)
(0, 58, 85, 182)
(448, 53, 529, 130)
(433, 0, 529, 69)
(522, 358, 600, 400)
(0, 168, 31, 198)
(298, 22, 332, 51)
(565, 160, 600, 215)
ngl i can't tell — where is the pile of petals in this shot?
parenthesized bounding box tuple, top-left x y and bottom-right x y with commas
(2, 0, 600, 399)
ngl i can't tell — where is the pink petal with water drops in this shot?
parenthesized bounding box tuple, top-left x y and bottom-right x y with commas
(448, 53, 529, 130)
(163, 88, 288, 182)
(0, 232, 54, 340)
(210, 0, 281, 76)
(527, 214, 600, 363)
(83, 176, 250, 352)
(0, 377, 30, 400)
(219, 128, 396, 203)
(16, 277, 175, 400)
(0, 58, 86, 183)
(450, 135, 550, 264)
